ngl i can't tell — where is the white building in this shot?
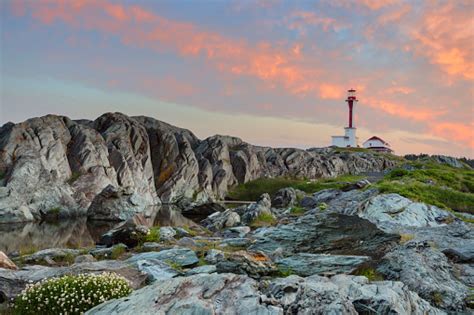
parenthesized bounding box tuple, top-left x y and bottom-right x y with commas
(363, 136, 393, 153)
(331, 127, 358, 147)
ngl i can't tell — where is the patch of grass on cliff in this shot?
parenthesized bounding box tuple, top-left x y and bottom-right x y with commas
(353, 266, 384, 281)
(250, 213, 277, 228)
(67, 171, 81, 185)
(227, 174, 364, 201)
(376, 163, 474, 214)
(289, 206, 306, 216)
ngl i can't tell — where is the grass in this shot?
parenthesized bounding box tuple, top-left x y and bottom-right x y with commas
(165, 260, 183, 272)
(353, 266, 384, 281)
(289, 206, 306, 216)
(227, 174, 364, 201)
(67, 171, 81, 185)
(431, 291, 443, 307)
(274, 266, 294, 277)
(375, 162, 474, 214)
(110, 246, 127, 259)
(399, 234, 415, 244)
(143, 227, 160, 243)
(249, 213, 277, 228)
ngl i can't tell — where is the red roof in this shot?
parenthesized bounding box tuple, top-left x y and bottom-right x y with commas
(366, 136, 390, 146)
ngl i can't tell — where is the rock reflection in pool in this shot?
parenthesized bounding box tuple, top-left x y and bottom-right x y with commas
(0, 205, 200, 254)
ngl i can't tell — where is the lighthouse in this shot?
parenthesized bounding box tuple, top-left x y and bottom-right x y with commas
(331, 89, 359, 147)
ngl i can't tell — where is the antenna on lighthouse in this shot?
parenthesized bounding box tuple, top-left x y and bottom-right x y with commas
(345, 89, 358, 128)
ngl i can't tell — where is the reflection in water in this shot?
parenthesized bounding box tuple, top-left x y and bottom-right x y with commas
(0, 205, 199, 254)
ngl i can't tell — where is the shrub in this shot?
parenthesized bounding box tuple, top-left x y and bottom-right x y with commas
(250, 213, 277, 228)
(14, 272, 132, 315)
(318, 202, 328, 211)
(399, 234, 414, 244)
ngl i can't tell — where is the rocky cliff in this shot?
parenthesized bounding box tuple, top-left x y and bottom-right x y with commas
(0, 112, 397, 222)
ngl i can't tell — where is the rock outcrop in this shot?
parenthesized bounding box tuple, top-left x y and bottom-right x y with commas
(1, 113, 398, 222)
(86, 273, 442, 315)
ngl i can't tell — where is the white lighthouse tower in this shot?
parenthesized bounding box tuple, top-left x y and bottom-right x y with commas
(331, 89, 359, 147)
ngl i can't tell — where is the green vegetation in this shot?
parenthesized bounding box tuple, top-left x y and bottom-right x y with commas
(110, 246, 127, 259)
(67, 171, 81, 185)
(274, 266, 294, 277)
(165, 260, 183, 272)
(49, 207, 61, 214)
(228, 174, 364, 201)
(354, 266, 384, 281)
(318, 202, 328, 211)
(399, 234, 415, 244)
(250, 213, 277, 228)
(14, 273, 132, 315)
(376, 162, 474, 214)
(143, 226, 160, 243)
(289, 206, 306, 216)
(431, 291, 444, 307)
(0, 171, 5, 180)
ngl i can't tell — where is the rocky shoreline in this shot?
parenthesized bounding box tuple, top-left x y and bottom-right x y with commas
(1, 184, 472, 313)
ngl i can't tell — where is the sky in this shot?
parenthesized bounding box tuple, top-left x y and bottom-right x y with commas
(0, 0, 473, 157)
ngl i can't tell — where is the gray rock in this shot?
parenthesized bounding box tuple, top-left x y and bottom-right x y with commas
(176, 237, 198, 248)
(74, 254, 96, 264)
(22, 248, 80, 265)
(250, 212, 399, 259)
(89, 243, 127, 259)
(0, 260, 147, 302)
(131, 259, 179, 282)
(378, 241, 469, 311)
(359, 193, 454, 231)
(159, 226, 176, 241)
(126, 248, 199, 267)
(275, 253, 370, 277)
(87, 185, 158, 221)
(86, 273, 441, 315)
(240, 193, 274, 224)
(201, 209, 241, 231)
(273, 188, 297, 208)
(87, 273, 282, 315)
(216, 250, 277, 278)
(185, 265, 217, 276)
(205, 249, 225, 264)
(222, 226, 251, 238)
(141, 242, 172, 252)
(219, 238, 253, 248)
(262, 274, 443, 314)
(97, 216, 150, 247)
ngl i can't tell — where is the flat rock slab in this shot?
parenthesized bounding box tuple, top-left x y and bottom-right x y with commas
(126, 248, 198, 267)
(276, 253, 370, 277)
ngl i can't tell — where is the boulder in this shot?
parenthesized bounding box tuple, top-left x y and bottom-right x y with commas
(89, 243, 127, 259)
(74, 254, 96, 264)
(275, 253, 370, 277)
(359, 193, 454, 231)
(378, 241, 469, 311)
(87, 185, 158, 221)
(126, 248, 199, 267)
(262, 274, 443, 314)
(201, 209, 241, 231)
(159, 226, 176, 241)
(221, 226, 251, 238)
(219, 238, 253, 248)
(216, 250, 277, 278)
(21, 248, 80, 265)
(250, 212, 399, 259)
(272, 187, 297, 208)
(0, 251, 17, 270)
(205, 249, 225, 264)
(97, 216, 150, 247)
(130, 259, 179, 282)
(239, 193, 274, 224)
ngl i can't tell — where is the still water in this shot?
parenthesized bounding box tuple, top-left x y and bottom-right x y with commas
(0, 205, 200, 255)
